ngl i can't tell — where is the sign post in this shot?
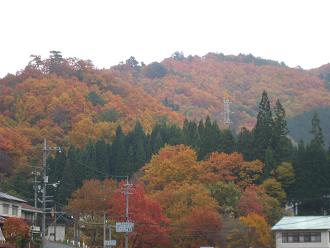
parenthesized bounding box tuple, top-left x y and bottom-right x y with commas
(115, 222, 134, 233)
(104, 240, 116, 247)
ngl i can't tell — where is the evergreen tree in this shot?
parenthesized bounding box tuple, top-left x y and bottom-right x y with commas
(263, 148, 276, 180)
(197, 119, 205, 141)
(95, 139, 109, 179)
(183, 119, 199, 147)
(128, 121, 147, 172)
(57, 158, 76, 204)
(150, 124, 163, 154)
(47, 150, 66, 200)
(198, 117, 221, 159)
(272, 100, 290, 162)
(253, 91, 273, 160)
(48, 150, 66, 185)
(145, 135, 152, 161)
(292, 133, 328, 215)
(237, 127, 254, 161)
(110, 126, 128, 176)
(82, 141, 97, 179)
(150, 125, 164, 154)
(310, 112, 324, 147)
(167, 124, 184, 145)
(66, 146, 84, 190)
(221, 129, 236, 154)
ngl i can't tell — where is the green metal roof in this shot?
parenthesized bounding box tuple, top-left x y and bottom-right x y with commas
(272, 216, 330, 230)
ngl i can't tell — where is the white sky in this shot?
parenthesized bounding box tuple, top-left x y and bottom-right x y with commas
(0, 0, 329, 77)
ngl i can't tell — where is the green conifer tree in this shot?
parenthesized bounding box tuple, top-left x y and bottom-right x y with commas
(57, 158, 76, 204)
(263, 147, 276, 180)
(273, 99, 290, 162)
(110, 126, 127, 176)
(198, 117, 221, 159)
(310, 112, 324, 147)
(221, 129, 236, 154)
(253, 90, 273, 160)
(95, 139, 109, 179)
(237, 127, 254, 161)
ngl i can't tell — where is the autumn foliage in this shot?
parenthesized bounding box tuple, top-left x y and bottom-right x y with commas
(3, 217, 30, 245)
(183, 207, 222, 248)
(108, 183, 170, 248)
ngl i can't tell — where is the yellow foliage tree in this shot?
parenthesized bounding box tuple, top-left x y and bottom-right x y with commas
(227, 213, 274, 248)
(142, 145, 203, 192)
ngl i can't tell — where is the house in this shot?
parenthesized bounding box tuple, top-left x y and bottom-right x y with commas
(272, 216, 330, 248)
(0, 191, 41, 233)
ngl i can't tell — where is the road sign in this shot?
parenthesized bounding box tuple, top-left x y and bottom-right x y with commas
(104, 240, 116, 246)
(115, 222, 134, 232)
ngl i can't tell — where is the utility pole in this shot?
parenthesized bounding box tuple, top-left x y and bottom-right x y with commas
(41, 139, 61, 248)
(32, 167, 40, 226)
(42, 139, 47, 248)
(103, 212, 106, 248)
(124, 176, 132, 248)
(323, 189, 330, 215)
(54, 205, 56, 242)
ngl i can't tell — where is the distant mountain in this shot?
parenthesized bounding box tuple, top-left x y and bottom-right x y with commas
(113, 53, 330, 144)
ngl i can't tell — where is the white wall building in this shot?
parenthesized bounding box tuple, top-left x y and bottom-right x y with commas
(272, 216, 330, 248)
(46, 225, 66, 242)
(0, 191, 41, 233)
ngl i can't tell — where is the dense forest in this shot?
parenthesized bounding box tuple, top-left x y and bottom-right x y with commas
(1, 51, 330, 247)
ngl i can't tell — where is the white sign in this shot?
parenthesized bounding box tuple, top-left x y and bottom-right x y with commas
(30, 226, 40, 232)
(200, 247, 214, 248)
(115, 222, 134, 233)
(104, 240, 116, 246)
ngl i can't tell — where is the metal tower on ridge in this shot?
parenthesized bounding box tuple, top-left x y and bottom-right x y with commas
(223, 90, 232, 126)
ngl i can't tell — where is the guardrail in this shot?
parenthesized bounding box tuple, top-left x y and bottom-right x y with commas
(45, 240, 89, 248)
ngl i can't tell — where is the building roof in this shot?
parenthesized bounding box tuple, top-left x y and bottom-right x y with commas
(272, 216, 330, 230)
(21, 203, 41, 213)
(0, 192, 26, 203)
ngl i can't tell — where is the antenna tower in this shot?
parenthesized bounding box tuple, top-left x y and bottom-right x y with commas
(223, 90, 232, 126)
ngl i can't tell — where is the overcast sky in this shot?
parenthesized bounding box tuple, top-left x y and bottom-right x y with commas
(0, 0, 329, 77)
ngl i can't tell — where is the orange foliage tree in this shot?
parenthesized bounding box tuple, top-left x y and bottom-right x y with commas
(66, 179, 116, 246)
(226, 213, 274, 248)
(201, 152, 263, 188)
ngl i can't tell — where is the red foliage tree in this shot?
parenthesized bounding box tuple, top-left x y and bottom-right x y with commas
(238, 186, 263, 216)
(108, 183, 170, 248)
(183, 207, 222, 248)
(3, 217, 30, 246)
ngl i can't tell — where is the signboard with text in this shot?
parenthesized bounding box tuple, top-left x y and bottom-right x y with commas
(115, 222, 134, 233)
(104, 240, 116, 246)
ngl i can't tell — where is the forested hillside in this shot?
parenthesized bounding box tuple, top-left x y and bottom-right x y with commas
(0, 52, 182, 176)
(1, 52, 330, 247)
(115, 53, 330, 142)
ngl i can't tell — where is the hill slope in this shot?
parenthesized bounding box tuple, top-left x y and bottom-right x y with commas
(115, 53, 330, 144)
(1, 52, 330, 175)
(0, 58, 183, 173)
